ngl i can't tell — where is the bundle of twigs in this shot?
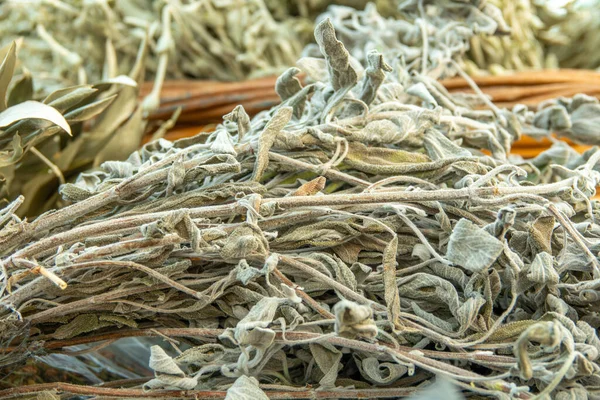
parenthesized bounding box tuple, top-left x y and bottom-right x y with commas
(2, 14, 600, 398)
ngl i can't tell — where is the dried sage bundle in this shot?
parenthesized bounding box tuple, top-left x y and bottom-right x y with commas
(1, 4, 600, 400)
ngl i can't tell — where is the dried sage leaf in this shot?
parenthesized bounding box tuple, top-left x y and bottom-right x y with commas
(447, 219, 504, 273)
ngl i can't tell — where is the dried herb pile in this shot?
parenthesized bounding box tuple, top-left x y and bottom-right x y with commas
(0, 0, 372, 96)
(1, 4, 600, 396)
(465, 0, 600, 74)
(537, 0, 600, 70)
(3, 0, 600, 104)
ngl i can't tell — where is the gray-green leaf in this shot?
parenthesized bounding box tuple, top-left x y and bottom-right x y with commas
(447, 219, 504, 273)
(225, 375, 269, 400)
(0, 101, 71, 135)
(0, 42, 17, 111)
(315, 18, 358, 92)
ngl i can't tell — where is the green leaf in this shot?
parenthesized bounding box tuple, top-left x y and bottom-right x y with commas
(0, 134, 23, 168)
(54, 139, 84, 171)
(0, 101, 71, 135)
(64, 94, 117, 122)
(68, 84, 138, 169)
(7, 69, 33, 107)
(129, 34, 149, 86)
(44, 86, 98, 113)
(0, 42, 17, 112)
(93, 105, 146, 167)
(92, 75, 138, 91)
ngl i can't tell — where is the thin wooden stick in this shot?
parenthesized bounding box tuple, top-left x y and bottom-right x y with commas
(0, 383, 415, 399)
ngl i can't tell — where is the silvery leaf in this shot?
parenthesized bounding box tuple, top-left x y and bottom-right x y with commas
(407, 82, 437, 107)
(408, 377, 465, 400)
(149, 345, 184, 376)
(0, 101, 71, 135)
(296, 57, 328, 82)
(447, 219, 504, 273)
(360, 357, 408, 385)
(147, 374, 198, 390)
(383, 236, 401, 330)
(251, 107, 292, 182)
(225, 375, 269, 400)
(533, 105, 572, 132)
(92, 75, 138, 89)
(175, 344, 226, 365)
(314, 18, 357, 92)
(276, 67, 303, 101)
(309, 342, 342, 388)
(210, 128, 237, 156)
(424, 128, 472, 160)
(223, 105, 250, 142)
(456, 295, 486, 331)
(359, 50, 391, 105)
(568, 103, 600, 144)
(236, 326, 276, 350)
(526, 252, 559, 286)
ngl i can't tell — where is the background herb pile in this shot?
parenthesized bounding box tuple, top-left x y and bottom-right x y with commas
(0, 0, 364, 96)
(2, 2, 600, 397)
(2, 0, 600, 100)
(465, 0, 600, 73)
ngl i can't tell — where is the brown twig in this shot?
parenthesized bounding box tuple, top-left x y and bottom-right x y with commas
(1, 328, 530, 398)
(0, 382, 415, 399)
(271, 267, 335, 319)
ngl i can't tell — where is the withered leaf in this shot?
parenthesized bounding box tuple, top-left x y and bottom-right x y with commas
(225, 375, 269, 400)
(528, 216, 555, 255)
(251, 106, 293, 182)
(360, 357, 407, 385)
(359, 50, 392, 105)
(314, 18, 357, 92)
(447, 219, 504, 273)
(526, 252, 559, 286)
(276, 67, 303, 101)
(383, 235, 402, 330)
(93, 105, 146, 167)
(309, 343, 343, 389)
(333, 300, 377, 340)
